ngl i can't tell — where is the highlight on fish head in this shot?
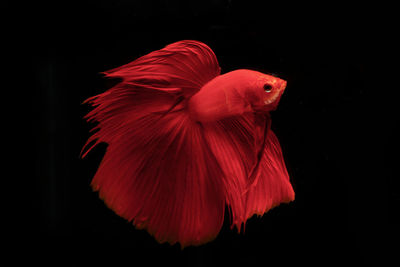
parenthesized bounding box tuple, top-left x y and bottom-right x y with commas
(247, 71, 287, 113)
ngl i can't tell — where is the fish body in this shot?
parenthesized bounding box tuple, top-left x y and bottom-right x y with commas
(189, 69, 287, 122)
(82, 40, 294, 247)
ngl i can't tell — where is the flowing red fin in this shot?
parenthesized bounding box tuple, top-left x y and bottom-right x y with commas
(91, 110, 225, 248)
(82, 40, 221, 157)
(103, 40, 220, 98)
(82, 41, 225, 247)
(243, 130, 295, 221)
(81, 83, 176, 157)
(202, 113, 267, 231)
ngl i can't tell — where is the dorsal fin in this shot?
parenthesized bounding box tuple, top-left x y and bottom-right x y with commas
(103, 40, 221, 98)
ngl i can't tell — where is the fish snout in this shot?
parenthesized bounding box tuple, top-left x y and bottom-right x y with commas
(278, 79, 287, 92)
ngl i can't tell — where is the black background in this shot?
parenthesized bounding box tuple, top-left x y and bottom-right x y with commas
(22, 0, 399, 266)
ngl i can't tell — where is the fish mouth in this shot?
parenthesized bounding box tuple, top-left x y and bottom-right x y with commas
(280, 80, 287, 91)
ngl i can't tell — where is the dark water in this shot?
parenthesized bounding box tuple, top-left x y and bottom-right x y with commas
(23, 0, 398, 266)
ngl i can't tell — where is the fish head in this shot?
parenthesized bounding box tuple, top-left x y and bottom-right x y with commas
(247, 72, 287, 113)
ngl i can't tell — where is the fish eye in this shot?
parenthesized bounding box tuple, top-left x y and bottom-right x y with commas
(263, 84, 272, 93)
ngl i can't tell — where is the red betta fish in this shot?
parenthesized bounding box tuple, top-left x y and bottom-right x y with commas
(82, 40, 295, 248)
